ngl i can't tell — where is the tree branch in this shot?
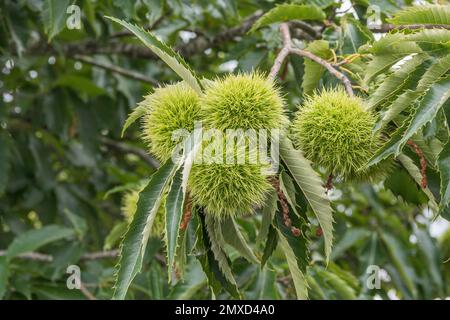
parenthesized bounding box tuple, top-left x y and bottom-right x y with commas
(79, 282, 97, 300)
(0, 249, 119, 262)
(0, 249, 167, 266)
(72, 54, 158, 85)
(269, 23, 354, 96)
(32, 11, 263, 61)
(100, 136, 160, 168)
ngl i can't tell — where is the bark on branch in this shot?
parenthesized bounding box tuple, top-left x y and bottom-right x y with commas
(72, 54, 158, 85)
(269, 23, 354, 96)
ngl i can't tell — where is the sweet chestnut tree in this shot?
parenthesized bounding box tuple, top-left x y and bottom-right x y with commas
(0, 0, 449, 300)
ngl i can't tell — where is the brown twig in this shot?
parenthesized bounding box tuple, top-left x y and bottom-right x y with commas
(100, 136, 160, 168)
(79, 282, 97, 300)
(31, 11, 263, 61)
(0, 249, 166, 266)
(289, 21, 321, 39)
(407, 140, 427, 189)
(269, 23, 354, 96)
(0, 249, 119, 262)
(72, 54, 158, 85)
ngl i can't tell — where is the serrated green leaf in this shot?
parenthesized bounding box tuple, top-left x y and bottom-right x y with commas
(165, 169, 186, 282)
(250, 4, 326, 33)
(380, 232, 418, 298)
(302, 40, 333, 95)
(280, 170, 300, 216)
(331, 228, 371, 260)
(204, 215, 236, 286)
(6, 225, 75, 260)
(277, 229, 308, 299)
(340, 15, 373, 54)
(368, 76, 450, 167)
(438, 140, 450, 216)
(316, 268, 357, 299)
(256, 189, 277, 246)
(368, 54, 428, 110)
(42, 0, 71, 42)
(274, 203, 309, 272)
(121, 104, 147, 137)
(106, 17, 203, 94)
(168, 260, 206, 299)
(376, 54, 450, 129)
(221, 217, 259, 264)
(104, 222, 128, 251)
(246, 267, 279, 299)
(389, 5, 450, 25)
(397, 154, 438, 212)
(113, 160, 178, 300)
(280, 137, 334, 262)
(261, 225, 278, 268)
(196, 213, 240, 298)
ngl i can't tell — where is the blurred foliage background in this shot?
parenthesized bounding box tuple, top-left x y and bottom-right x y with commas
(0, 0, 449, 300)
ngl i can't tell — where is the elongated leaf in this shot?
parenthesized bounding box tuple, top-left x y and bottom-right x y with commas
(204, 215, 237, 286)
(368, 54, 427, 110)
(165, 170, 186, 281)
(280, 137, 334, 262)
(438, 140, 450, 216)
(6, 225, 75, 260)
(339, 15, 373, 54)
(376, 54, 450, 128)
(415, 229, 444, 292)
(316, 268, 357, 299)
(380, 232, 417, 298)
(261, 225, 278, 268)
(296, 0, 336, 8)
(113, 160, 178, 300)
(302, 40, 332, 95)
(274, 201, 309, 272)
(256, 189, 277, 246)
(389, 5, 450, 25)
(407, 29, 450, 50)
(63, 209, 87, 239)
(168, 261, 206, 299)
(331, 228, 371, 260)
(104, 222, 128, 251)
(246, 267, 279, 299)
(250, 4, 326, 33)
(277, 230, 308, 299)
(221, 217, 259, 264)
(196, 213, 240, 298)
(42, 0, 71, 42)
(364, 54, 413, 86)
(121, 104, 147, 137)
(367, 76, 450, 167)
(397, 154, 438, 212)
(363, 35, 423, 85)
(106, 17, 203, 94)
(328, 262, 360, 291)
